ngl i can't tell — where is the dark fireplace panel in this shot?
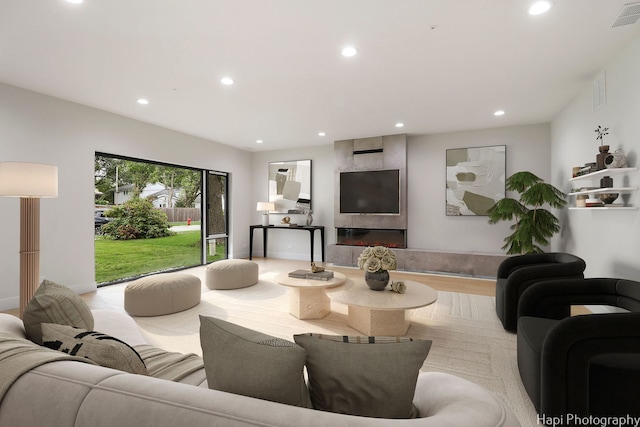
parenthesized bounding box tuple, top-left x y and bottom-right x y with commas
(337, 228, 406, 249)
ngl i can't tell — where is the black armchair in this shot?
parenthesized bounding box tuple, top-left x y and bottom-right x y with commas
(517, 278, 640, 421)
(495, 252, 586, 332)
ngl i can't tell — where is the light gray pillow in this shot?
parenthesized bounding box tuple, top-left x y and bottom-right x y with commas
(293, 333, 431, 419)
(42, 323, 148, 376)
(23, 279, 94, 345)
(199, 316, 311, 407)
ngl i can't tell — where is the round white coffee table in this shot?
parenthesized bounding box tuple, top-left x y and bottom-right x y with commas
(329, 279, 438, 336)
(276, 272, 348, 319)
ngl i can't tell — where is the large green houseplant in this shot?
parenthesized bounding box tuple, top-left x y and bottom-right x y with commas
(488, 171, 566, 255)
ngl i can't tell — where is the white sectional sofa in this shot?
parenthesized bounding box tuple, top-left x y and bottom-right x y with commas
(0, 310, 521, 427)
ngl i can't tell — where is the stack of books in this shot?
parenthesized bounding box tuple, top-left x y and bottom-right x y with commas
(288, 269, 335, 281)
(575, 162, 598, 177)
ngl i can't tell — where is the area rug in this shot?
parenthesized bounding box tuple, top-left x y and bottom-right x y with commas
(131, 271, 537, 427)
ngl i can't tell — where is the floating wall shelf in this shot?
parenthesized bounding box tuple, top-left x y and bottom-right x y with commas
(568, 167, 638, 210)
(569, 167, 637, 182)
(569, 206, 638, 211)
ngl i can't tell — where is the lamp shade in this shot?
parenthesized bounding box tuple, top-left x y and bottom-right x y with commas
(256, 202, 275, 212)
(0, 162, 58, 198)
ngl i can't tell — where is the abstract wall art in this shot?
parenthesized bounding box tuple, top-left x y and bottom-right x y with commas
(446, 145, 506, 216)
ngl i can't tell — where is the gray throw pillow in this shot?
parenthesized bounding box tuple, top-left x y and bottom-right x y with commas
(199, 316, 311, 408)
(23, 280, 94, 345)
(42, 323, 148, 376)
(293, 333, 431, 419)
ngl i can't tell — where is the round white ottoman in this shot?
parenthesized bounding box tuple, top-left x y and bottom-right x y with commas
(124, 272, 201, 317)
(206, 259, 259, 290)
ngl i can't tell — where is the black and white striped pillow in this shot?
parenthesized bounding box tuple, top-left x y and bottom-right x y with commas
(42, 323, 148, 376)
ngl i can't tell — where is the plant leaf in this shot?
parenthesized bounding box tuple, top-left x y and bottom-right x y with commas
(487, 198, 527, 224)
(488, 170, 564, 255)
(520, 182, 567, 208)
(505, 171, 542, 193)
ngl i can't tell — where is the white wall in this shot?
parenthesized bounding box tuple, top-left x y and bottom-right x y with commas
(0, 83, 252, 310)
(551, 31, 640, 279)
(407, 124, 552, 254)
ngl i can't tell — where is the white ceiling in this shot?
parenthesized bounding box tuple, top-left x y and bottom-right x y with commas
(1, 0, 639, 152)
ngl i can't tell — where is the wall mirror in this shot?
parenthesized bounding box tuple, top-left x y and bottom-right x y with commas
(268, 159, 311, 213)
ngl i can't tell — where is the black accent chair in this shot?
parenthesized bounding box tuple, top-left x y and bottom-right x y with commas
(495, 252, 586, 332)
(517, 278, 640, 421)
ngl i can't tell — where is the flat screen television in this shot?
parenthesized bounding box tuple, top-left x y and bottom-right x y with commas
(339, 169, 400, 214)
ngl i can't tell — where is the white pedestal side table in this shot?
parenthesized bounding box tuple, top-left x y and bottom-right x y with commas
(329, 279, 438, 336)
(276, 272, 347, 320)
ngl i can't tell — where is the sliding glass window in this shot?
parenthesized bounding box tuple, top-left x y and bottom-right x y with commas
(94, 153, 228, 285)
(205, 171, 228, 263)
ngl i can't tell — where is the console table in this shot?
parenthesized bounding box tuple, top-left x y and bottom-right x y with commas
(249, 225, 325, 263)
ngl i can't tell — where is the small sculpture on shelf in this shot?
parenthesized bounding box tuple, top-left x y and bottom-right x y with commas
(605, 149, 627, 169)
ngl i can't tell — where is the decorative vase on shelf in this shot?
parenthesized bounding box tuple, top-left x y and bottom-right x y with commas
(600, 176, 613, 188)
(305, 212, 313, 226)
(605, 149, 627, 169)
(596, 145, 610, 170)
(364, 270, 390, 291)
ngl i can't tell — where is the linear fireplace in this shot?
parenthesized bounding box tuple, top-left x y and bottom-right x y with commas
(336, 228, 407, 249)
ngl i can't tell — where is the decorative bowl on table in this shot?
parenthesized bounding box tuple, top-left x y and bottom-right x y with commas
(598, 193, 619, 204)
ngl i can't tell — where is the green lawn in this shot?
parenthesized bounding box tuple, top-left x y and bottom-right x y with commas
(95, 231, 225, 284)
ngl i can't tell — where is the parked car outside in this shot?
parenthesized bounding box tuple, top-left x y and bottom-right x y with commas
(95, 208, 112, 235)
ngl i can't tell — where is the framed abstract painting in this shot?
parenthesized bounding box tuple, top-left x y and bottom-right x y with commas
(446, 145, 506, 216)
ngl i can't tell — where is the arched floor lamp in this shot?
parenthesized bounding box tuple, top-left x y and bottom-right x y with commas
(0, 162, 58, 317)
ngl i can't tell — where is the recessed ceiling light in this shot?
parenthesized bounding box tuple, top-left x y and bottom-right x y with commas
(529, 1, 552, 15)
(341, 46, 358, 57)
(494, 110, 505, 116)
(66, 0, 84, 4)
(256, 139, 263, 144)
(318, 132, 326, 137)
(395, 122, 405, 128)
(136, 98, 149, 105)
(220, 77, 235, 86)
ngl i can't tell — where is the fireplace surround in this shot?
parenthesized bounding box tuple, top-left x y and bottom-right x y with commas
(337, 227, 406, 249)
(329, 134, 507, 278)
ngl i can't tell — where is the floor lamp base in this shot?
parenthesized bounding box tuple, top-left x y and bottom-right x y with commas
(20, 197, 40, 317)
